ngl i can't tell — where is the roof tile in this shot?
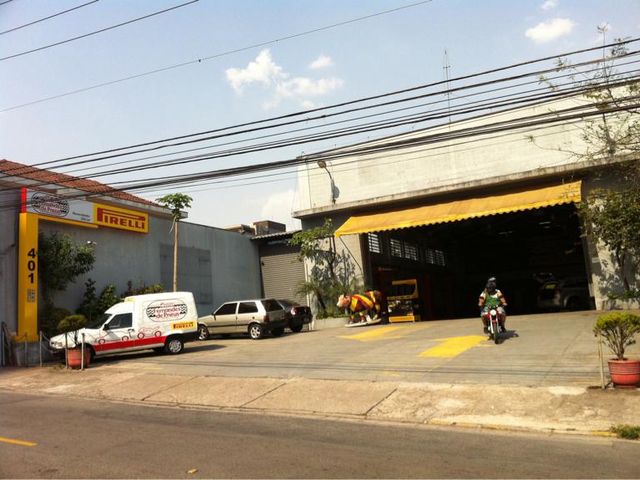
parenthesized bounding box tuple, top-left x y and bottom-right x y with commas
(0, 159, 157, 207)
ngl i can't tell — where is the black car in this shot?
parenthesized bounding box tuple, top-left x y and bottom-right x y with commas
(276, 299, 313, 333)
(536, 277, 591, 311)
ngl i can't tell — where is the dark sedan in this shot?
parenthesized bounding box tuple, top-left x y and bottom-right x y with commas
(276, 299, 313, 333)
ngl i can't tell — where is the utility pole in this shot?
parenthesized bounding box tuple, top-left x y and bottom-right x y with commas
(443, 49, 452, 124)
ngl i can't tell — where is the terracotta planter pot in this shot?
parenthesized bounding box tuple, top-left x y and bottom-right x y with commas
(66, 348, 91, 369)
(608, 359, 640, 388)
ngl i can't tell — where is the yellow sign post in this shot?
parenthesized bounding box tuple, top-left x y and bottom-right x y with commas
(17, 212, 39, 341)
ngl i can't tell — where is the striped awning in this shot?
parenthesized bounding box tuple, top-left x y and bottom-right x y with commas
(334, 181, 582, 237)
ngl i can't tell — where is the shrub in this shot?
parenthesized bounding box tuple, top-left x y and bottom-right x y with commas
(57, 314, 87, 334)
(40, 307, 71, 338)
(94, 284, 120, 316)
(123, 280, 164, 297)
(593, 312, 640, 360)
(610, 424, 640, 440)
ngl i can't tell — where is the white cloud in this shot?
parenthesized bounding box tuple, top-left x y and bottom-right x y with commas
(260, 189, 301, 230)
(309, 54, 333, 69)
(226, 50, 343, 109)
(525, 18, 575, 43)
(225, 49, 285, 94)
(301, 100, 316, 109)
(276, 77, 344, 98)
(541, 0, 557, 11)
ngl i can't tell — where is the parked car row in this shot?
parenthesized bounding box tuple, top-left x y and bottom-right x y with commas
(197, 298, 313, 340)
(48, 292, 314, 363)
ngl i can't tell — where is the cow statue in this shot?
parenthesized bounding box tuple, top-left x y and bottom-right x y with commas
(337, 290, 383, 325)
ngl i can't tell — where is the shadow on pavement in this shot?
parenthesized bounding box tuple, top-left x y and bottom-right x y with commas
(88, 343, 227, 365)
(496, 330, 519, 344)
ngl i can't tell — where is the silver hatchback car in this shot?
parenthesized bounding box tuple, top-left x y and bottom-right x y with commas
(197, 298, 287, 340)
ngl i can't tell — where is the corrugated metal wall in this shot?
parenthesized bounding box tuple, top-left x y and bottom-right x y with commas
(260, 243, 307, 305)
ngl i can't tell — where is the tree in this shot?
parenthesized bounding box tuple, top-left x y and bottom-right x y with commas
(290, 219, 361, 317)
(535, 33, 639, 162)
(38, 232, 96, 310)
(580, 186, 640, 294)
(77, 279, 121, 322)
(156, 193, 192, 292)
(535, 34, 640, 297)
(38, 232, 95, 335)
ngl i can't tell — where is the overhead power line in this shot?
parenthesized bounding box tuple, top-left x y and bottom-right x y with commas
(9, 38, 638, 176)
(82, 76, 639, 180)
(0, 0, 433, 112)
(26, 48, 640, 175)
(9, 67, 633, 200)
(67, 58, 640, 177)
(2, 51, 638, 198)
(3, 95, 637, 213)
(0, 0, 100, 36)
(1, 40, 638, 207)
(0, 0, 199, 62)
(146, 122, 588, 197)
(56, 99, 632, 205)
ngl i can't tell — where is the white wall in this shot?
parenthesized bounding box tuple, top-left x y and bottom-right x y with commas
(296, 96, 590, 213)
(295, 95, 638, 311)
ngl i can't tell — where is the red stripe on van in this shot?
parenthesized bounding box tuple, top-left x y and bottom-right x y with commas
(93, 336, 166, 352)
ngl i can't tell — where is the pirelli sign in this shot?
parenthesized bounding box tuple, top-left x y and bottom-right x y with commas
(94, 204, 148, 233)
(23, 188, 148, 234)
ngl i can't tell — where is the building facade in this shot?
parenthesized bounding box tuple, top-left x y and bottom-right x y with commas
(0, 160, 261, 349)
(293, 95, 637, 318)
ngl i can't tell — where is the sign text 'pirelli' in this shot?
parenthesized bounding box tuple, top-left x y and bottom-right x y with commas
(95, 205, 148, 233)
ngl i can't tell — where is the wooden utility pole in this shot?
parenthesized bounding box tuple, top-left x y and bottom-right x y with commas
(173, 220, 179, 292)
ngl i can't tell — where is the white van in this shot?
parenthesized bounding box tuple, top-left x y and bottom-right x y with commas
(50, 292, 199, 359)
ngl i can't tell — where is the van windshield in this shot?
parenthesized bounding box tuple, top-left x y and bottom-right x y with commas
(85, 314, 111, 329)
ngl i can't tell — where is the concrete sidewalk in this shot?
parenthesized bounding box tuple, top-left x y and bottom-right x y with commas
(1, 365, 638, 437)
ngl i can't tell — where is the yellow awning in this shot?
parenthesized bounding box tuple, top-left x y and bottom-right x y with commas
(335, 181, 582, 237)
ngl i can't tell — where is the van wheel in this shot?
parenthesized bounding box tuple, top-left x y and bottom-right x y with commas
(197, 324, 210, 341)
(290, 322, 303, 333)
(164, 336, 184, 354)
(248, 323, 263, 340)
(271, 327, 285, 337)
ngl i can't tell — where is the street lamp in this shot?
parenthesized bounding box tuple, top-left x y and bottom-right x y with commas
(317, 160, 337, 204)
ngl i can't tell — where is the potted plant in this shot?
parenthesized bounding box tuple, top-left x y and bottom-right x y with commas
(57, 314, 90, 369)
(593, 312, 640, 388)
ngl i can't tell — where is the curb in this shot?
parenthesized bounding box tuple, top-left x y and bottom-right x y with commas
(0, 384, 624, 440)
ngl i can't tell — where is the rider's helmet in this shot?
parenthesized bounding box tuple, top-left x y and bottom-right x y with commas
(486, 277, 497, 293)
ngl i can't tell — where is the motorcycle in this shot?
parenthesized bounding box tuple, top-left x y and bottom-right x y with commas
(483, 307, 501, 344)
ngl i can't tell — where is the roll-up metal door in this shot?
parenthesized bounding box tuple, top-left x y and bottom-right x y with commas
(260, 243, 307, 305)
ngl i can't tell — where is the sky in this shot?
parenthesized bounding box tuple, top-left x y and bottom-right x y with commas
(1, 0, 639, 230)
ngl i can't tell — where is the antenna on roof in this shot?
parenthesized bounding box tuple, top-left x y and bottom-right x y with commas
(443, 49, 452, 124)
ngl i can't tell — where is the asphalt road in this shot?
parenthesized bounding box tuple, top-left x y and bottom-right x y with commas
(84, 311, 632, 386)
(1, 391, 639, 479)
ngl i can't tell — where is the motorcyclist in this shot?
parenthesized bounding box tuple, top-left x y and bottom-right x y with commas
(478, 277, 507, 333)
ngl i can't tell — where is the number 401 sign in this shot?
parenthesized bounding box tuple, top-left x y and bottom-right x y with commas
(26, 248, 36, 285)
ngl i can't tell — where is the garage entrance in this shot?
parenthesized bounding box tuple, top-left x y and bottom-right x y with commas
(365, 203, 591, 319)
(336, 182, 593, 320)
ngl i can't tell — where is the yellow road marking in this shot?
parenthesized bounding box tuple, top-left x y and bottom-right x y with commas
(420, 335, 487, 358)
(339, 325, 431, 342)
(340, 325, 405, 342)
(0, 436, 37, 447)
